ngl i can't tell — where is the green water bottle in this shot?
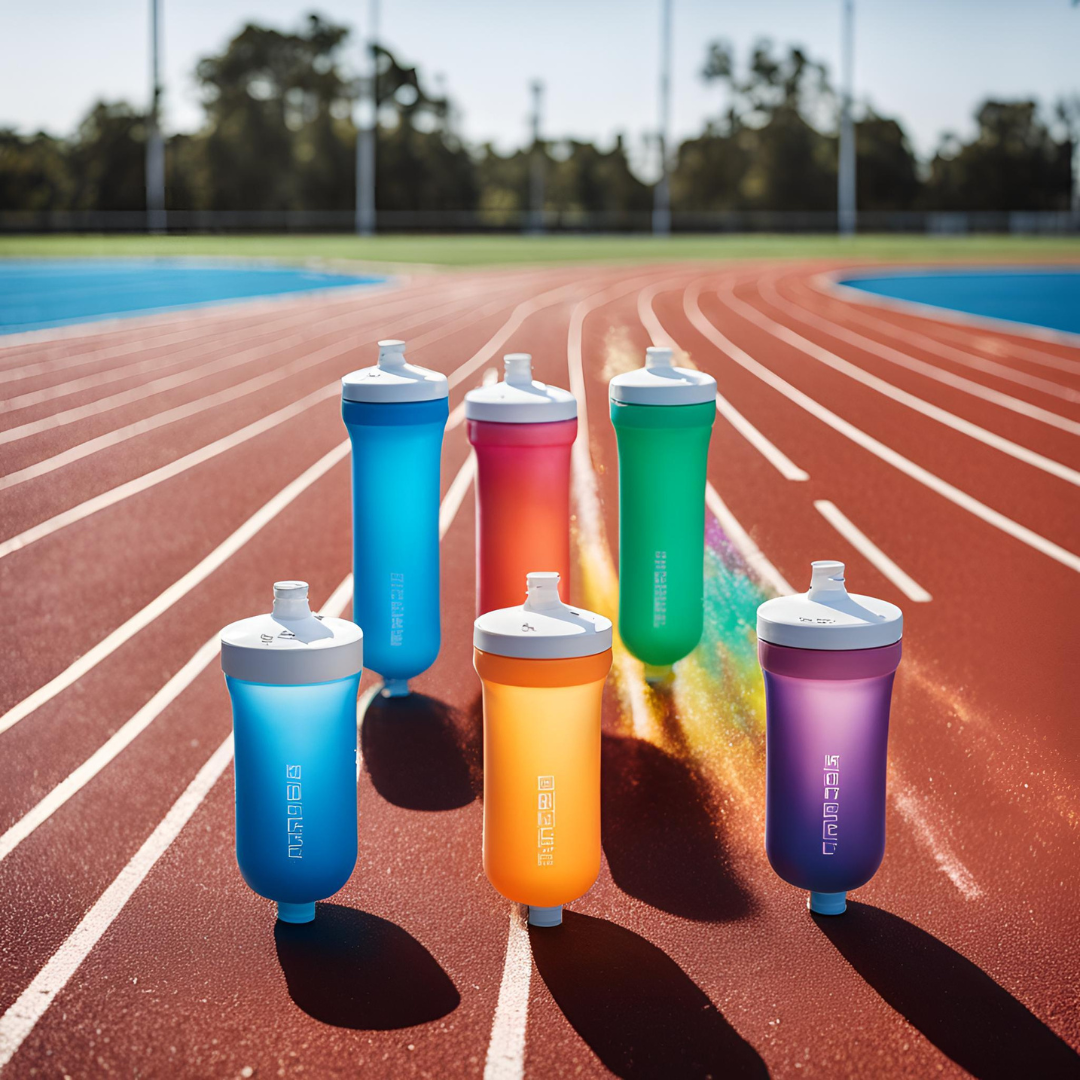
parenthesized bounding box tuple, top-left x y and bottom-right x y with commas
(609, 346, 716, 680)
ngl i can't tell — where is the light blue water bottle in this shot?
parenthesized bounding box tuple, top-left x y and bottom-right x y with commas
(221, 581, 364, 924)
(342, 339, 448, 696)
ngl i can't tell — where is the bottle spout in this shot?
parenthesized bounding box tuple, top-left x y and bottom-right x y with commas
(807, 560, 847, 601)
(382, 678, 410, 698)
(644, 345, 674, 370)
(528, 905, 563, 927)
(504, 352, 533, 386)
(808, 891, 847, 915)
(523, 571, 563, 612)
(377, 339, 407, 370)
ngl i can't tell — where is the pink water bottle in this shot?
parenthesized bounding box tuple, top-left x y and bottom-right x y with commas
(466, 353, 577, 615)
(757, 561, 903, 915)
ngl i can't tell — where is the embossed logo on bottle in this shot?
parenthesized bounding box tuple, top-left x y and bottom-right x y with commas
(389, 573, 405, 646)
(286, 764, 303, 859)
(822, 754, 840, 855)
(537, 775, 555, 866)
(652, 550, 667, 628)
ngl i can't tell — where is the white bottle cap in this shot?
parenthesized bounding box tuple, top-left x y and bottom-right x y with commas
(464, 353, 577, 423)
(756, 561, 903, 651)
(473, 572, 612, 659)
(608, 346, 717, 405)
(341, 339, 449, 403)
(221, 581, 364, 684)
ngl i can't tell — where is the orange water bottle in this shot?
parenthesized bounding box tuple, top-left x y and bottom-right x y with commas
(466, 353, 577, 615)
(474, 572, 612, 927)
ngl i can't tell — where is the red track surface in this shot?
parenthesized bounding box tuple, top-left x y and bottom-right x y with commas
(1, 260, 1078, 1079)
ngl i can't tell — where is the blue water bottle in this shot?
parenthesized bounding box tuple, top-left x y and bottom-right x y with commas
(221, 581, 364, 924)
(342, 339, 448, 696)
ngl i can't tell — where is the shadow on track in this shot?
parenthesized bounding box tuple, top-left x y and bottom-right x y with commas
(601, 733, 755, 922)
(275, 903, 459, 1029)
(531, 911, 768, 1079)
(814, 902, 1080, 1079)
(361, 692, 475, 810)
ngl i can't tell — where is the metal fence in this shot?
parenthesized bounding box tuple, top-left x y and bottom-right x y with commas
(1, 208, 1078, 235)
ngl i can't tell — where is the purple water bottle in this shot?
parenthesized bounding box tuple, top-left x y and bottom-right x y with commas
(757, 561, 902, 915)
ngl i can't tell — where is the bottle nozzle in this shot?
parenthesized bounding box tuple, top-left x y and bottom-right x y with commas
(524, 571, 562, 611)
(808, 560, 847, 601)
(808, 891, 847, 916)
(528, 905, 563, 927)
(504, 353, 533, 385)
(378, 339, 407, 369)
(645, 346, 674, 370)
(277, 900, 316, 923)
(272, 580, 312, 621)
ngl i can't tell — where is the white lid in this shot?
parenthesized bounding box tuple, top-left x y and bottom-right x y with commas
(221, 581, 364, 685)
(341, 339, 449, 403)
(464, 354, 577, 423)
(473, 572, 612, 659)
(608, 346, 717, 405)
(756, 561, 903, 651)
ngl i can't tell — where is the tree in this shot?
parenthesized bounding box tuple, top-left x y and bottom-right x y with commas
(924, 100, 1071, 210)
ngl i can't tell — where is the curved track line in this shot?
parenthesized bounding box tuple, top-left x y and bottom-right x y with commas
(762, 275, 1080, 416)
(640, 280, 809, 481)
(721, 280, 1080, 484)
(686, 281, 1080, 573)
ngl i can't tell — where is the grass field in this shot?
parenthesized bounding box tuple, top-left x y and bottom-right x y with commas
(1, 232, 1078, 268)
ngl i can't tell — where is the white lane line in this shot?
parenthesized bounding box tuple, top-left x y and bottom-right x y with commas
(483, 905, 533, 1080)
(722, 281, 1080, 485)
(814, 500, 932, 603)
(0, 456, 479, 1059)
(0, 576, 360, 1072)
(0, 733, 236, 1072)
(704, 483, 794, 596)
(0, 282, 453, 412)
(568, 274, 668, 740)
(446, 367, 499, 431)
(783, 277, 1080, 402)
(0, 281, 525, 493)
(892, 785, 983, 899)
(685, 281, 1080, 574)
(439, 453, 477, 537)
(640, 277, 809, 481)
(0, 441, 350, 738)
(764, 275, 1080, 419)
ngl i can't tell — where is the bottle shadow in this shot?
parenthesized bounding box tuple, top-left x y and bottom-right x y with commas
(601, 733, 755, 922)
(274, 903, 460, 1029)
(530, 911, 769, 1079)
(814, 901, 1079, 1079)
(360, 692, 476, 811)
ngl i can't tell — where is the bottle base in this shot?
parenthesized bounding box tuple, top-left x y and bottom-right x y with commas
(528, 905, 563, 928)
(808, 891, 847, 916)
(381, 678, 410, 698)
(643, 663, 674, 685)
(277, 900, 316, 923)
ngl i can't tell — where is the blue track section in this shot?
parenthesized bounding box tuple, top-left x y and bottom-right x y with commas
(0, 259, 385, 335)
(839, 269, 1080, 336)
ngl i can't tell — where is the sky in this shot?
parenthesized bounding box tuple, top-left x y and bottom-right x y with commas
(1, 0, 1077, 175)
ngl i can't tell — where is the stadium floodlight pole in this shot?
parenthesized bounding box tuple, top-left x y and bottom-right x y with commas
(529, 80, 545, 236)
(355, 0, 380, 236)
(653, 0, 672, 236)
(837, 0, 856, 237)
(145, 0, 166, 234)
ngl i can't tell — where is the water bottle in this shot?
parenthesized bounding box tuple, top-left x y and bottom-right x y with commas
(609, 346, 716, 679)
(757, 561, 903, 915)
(221, 581, 364, 924)
(473, 572, 612, 927)
(466, 353, 577, 615)
(342, 339, 448, 696)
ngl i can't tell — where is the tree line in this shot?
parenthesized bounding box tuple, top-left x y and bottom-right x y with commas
(1, 13, 1075, 219)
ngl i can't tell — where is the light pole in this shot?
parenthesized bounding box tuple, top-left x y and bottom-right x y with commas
(837, 0, 856, 236)
(529, 80, 545, 235)
(653, 0, 672, 236)
(355, 0, 380, 236)
(146, 0, 166, 234)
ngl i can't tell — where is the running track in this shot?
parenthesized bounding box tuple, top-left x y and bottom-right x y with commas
(0, 260, 1078, 1079)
